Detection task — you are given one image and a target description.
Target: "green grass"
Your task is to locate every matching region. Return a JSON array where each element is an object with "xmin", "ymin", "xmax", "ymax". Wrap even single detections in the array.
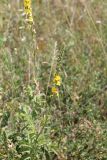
[{"xmin": 0, "ymin": 0, "xmax": 107, "ymax": 159}]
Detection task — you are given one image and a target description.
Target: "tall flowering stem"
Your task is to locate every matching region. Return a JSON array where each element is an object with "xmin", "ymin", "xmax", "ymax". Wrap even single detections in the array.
[
  {"xmin": 23, "ymin": 0, "xmax": 37, "ymax": 83},
  {"xmin": 51, "ymin": 53, "xmax": 63, "ymax": 96}
]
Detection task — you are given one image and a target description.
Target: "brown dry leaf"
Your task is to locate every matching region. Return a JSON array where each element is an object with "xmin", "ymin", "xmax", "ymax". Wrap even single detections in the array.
[{"xmin": 37, "ymin": 37, "xmax": 47, "ymax": 52}]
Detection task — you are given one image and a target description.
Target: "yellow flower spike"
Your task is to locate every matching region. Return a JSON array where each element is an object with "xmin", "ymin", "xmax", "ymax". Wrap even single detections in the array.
[{"xmin": 24, "ymin": 0, "xmax": 34, "ymax": 24}]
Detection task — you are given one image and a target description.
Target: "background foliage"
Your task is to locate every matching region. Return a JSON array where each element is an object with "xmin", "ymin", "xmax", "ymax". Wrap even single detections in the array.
[{"xmin": 0, "ymin": 0, "xmax": 107, "ymax": 159}]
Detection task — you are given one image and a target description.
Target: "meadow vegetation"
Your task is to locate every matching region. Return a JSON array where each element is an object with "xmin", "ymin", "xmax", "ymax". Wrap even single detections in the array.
[{"xmin": 0, "ymin": 0, "xmax": 107, "ymax": 159}]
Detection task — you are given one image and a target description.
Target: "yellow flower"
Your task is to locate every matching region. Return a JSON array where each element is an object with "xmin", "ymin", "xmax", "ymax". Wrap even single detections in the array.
[
  {"xmin": 51, "ymin": 87, "xmax": 59, "ymax": 95},
  {"xmin": 56, "ymin": 81, "xmax": 61, "ymax": 86},
  {"xmin": 53, "ymin": 75, "xmax": 61, "ymax": 82},
  {"xmin": 53, "ymin": 75, "xmax": 61, "ymax": 86},
  {"xmin": 24, "ymin": 0, "xmax": 31, "ymax": 15},
  {"xmin": 24, "ymin": 0, "xmax": 33, "ymax": 24}
]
